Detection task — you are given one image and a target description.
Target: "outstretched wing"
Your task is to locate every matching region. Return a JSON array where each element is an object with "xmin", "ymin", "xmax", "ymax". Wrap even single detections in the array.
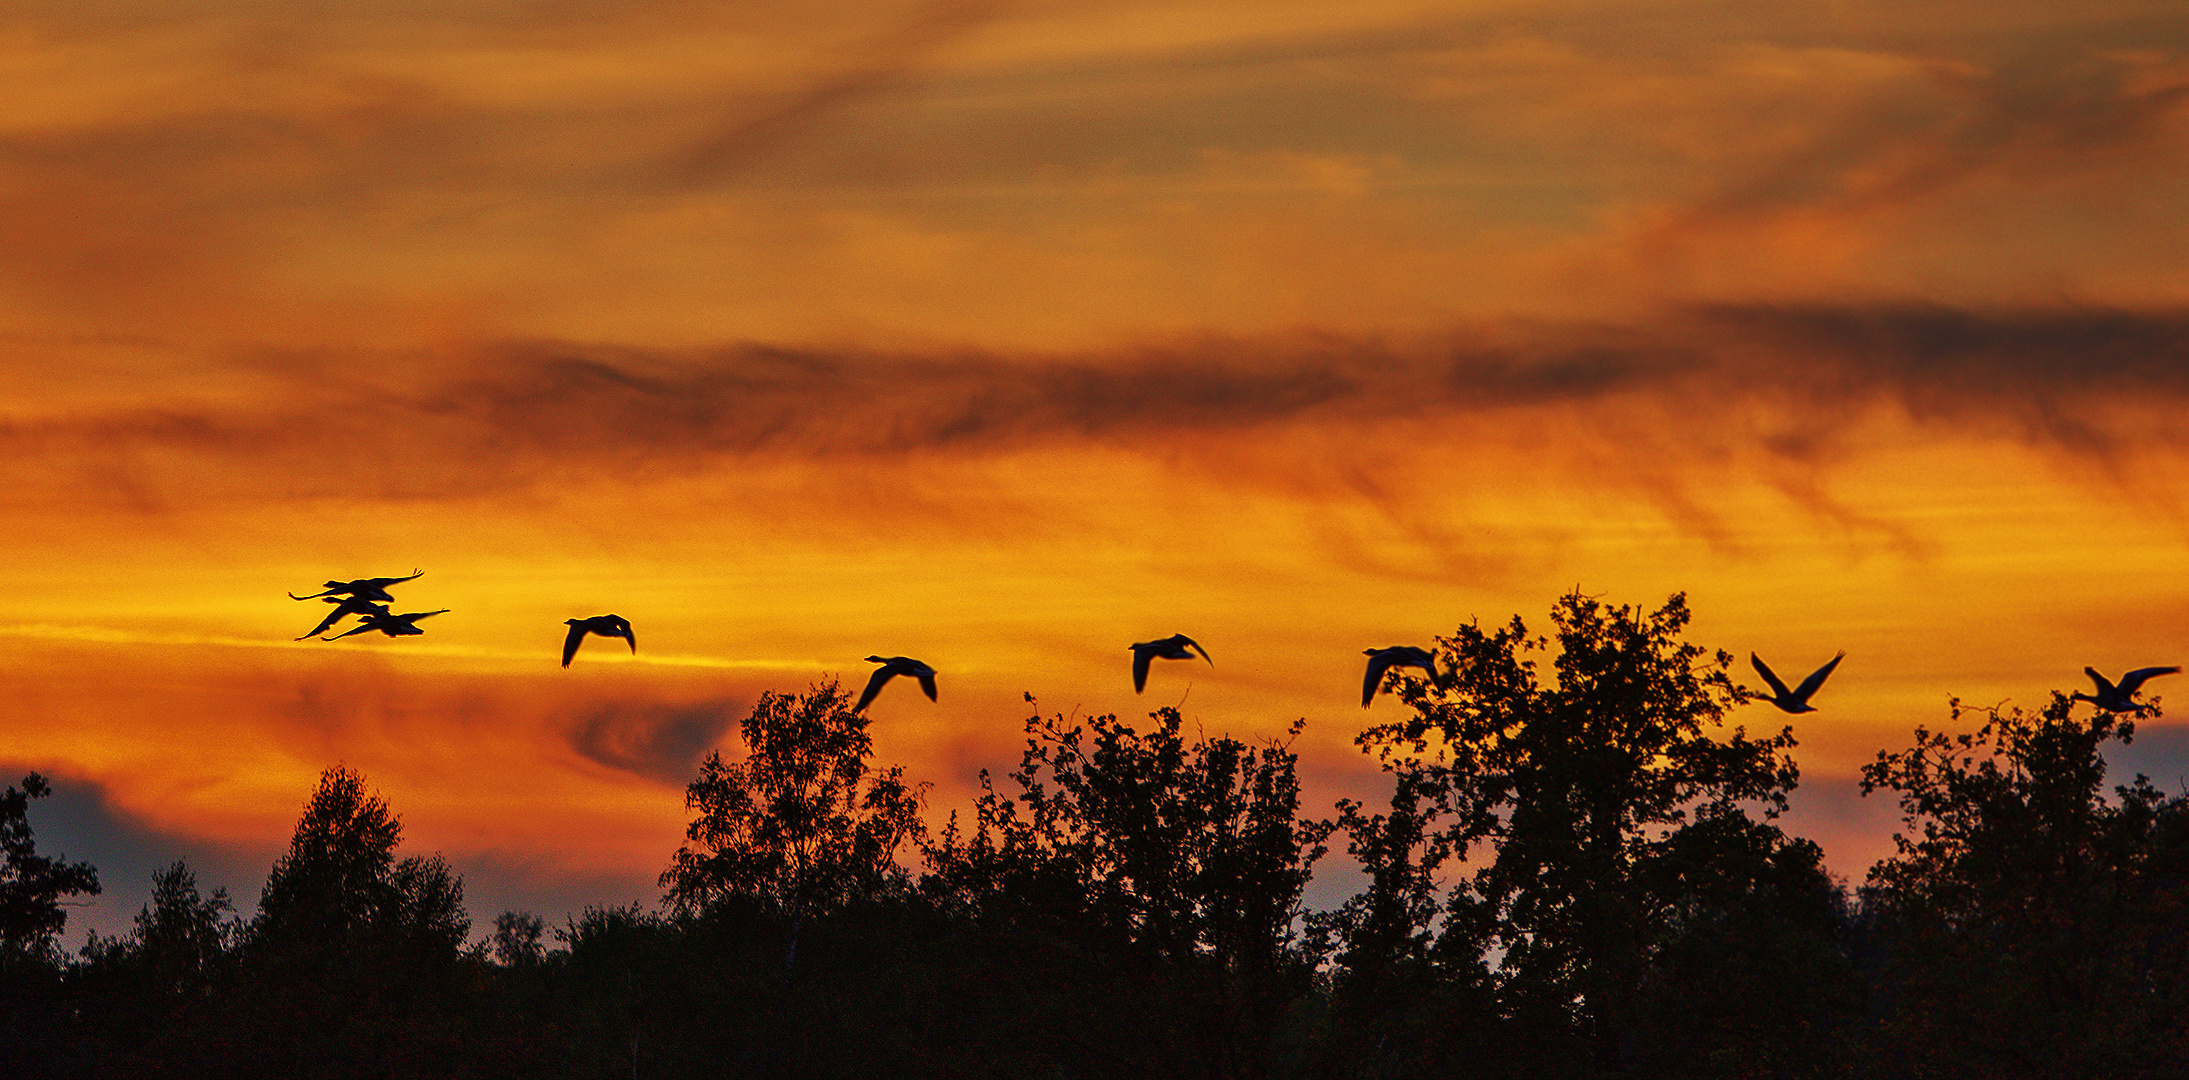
[
  {"xmin": 1363, "ymin": 653, "xmax": 1393, "ymax": 707},
  {"xmin": 385, "ymin": 610, "xmax": 447, "ymax": 636},
  {"xmin": 2118, "ymin": 666, "xmax": 2181, "ymax": 696},
  {"xmin": 1792, "ymin": 652, "xmax": 1846, "ymax": 703},
  {"xmin": 619, "ymin": 620, "xmax": 637, "ymax": 654},
  {"xmin": 364, "ymin": 569, "xmax": 424, "ymax": 589},
  {"xmin": 1751, "ymin": 653, "xmax": 1794, "ymax": 699},
  {"xmin": 855, "ymin": 667, "xmax": 896, "ymax": 712},
  {"xmin": 1132, "ymin": 648, "xmax": 1152, "ymax": 693},
  {"xmin": 562, "ymin": 623, "xmax": 587, "ymax": 667},
  {"xmin": 1185, "ymin": 636, "xmax": 1212, "ymax": 665},
  {"xmin": 917, "ymin": 671, "xmax": 938, "ymax": 702},
  {"xmin": 2085, "ymin": 666, "xmax": 2118, "ymax": 696},
  {"xmin": 385, "ymin": 610, "xmax": 444, "ymax": 635},
  {"xmin": 322, "ymin": 622, "xmax": 378, "ymax": 641},
  {"xmin": 288, "ymin": 582, "xmax": 343, "ymax": 601},
  {"xmin": 296, "ymin": 607, "xmax": 349, "ymax": 640}
]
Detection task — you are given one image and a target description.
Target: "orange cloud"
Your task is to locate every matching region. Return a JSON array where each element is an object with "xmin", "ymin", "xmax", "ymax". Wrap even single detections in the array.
[{"xmin": 5, "ymin": 1, "xmax": 2182, "ymax": 350}]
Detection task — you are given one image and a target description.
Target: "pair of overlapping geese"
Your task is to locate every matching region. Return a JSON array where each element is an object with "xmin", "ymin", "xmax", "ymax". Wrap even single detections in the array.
[
  {"xmin": 287, "ymin": 571, "xmax": 2177, "ymax": 716},
  {"xmin": 287, "ymin": 571, "xmax": 631, "ymax": 669}
]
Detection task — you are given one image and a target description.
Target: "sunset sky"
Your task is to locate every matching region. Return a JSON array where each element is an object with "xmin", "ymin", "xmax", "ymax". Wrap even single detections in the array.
[{"xmin": 7, "ymin": 0, "xmax": 2189, "ymax": 943}]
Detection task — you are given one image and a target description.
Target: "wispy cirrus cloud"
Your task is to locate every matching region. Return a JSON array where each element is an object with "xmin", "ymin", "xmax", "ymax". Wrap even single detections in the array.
[{"xmin": 6, "ymin": 1, "xmax": 2183, "ymax": 350}]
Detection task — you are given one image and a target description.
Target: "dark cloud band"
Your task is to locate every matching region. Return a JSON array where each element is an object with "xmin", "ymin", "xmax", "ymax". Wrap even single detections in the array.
[{"xmin": 4, "ymin": 303, "xmax": 2187, "ymax": 508}]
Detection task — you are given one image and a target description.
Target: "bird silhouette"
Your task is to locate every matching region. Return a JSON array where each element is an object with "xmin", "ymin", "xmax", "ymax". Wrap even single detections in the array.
[
  {"xmin": 1131, "ymin": 634, "xmax": 1211, "ymax": 693},
  {"xmin": 1362, "ymin": 645, "xmax": 1437, "ymax": 707},
  {"xmin": 321, "ymin": 609, "xmax": 449, "ymax": 640},
  {"xmin": 563, "ymin": 615, "xmax": 637, "ymax": 667},
  {"xmin": 856, "ymin": 656, "xmax": 937, "ymax": 712},
  {"xmin": 1751, "ymin": 651, "xmax": 1844, "ymax": 713},
  {"xmin": 296, "ymin": 596, "xmax": 392, "ymax": 641},
  {"xmin": 2072, "ymin": 665, "xmax": 2180, "ymax": 711},
  {"xmin": 289, "ymin": 570, "xmax": 424, "ymax": 603}
]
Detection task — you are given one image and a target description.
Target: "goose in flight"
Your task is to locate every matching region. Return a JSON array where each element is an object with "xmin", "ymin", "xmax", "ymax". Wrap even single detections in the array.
[
  {"xmin": 563, "ymin": 615, "xmax": 637, "ymax": 667},
  {"xmin": 1751, "ymin": 651, "xmax": 1844, "ymax": 713},
  {"xmin": 2072, "ymin": 665, "xmax": 2180, "ymax": 712},
  {"xmin": 289, "ymin": 570, "xmax": 424, "ymax": 603},
  {"xmin": 321, "ymin": 609, "xmax": 449, "ymax": 640},
  {"xmin": 296, "ymin": 596, "xmax": 391, "ymax": 641},
  {"xmin": 855, "ymin": 656, "xmax": 937, "ymax": 713},
  {"xmin": 1131, "ymin": 634, "xmax": 1211, "ymax": 693},
  {"xmin": 1362, "ymin": 646, "xmax": 1437, "ymax": 707}
]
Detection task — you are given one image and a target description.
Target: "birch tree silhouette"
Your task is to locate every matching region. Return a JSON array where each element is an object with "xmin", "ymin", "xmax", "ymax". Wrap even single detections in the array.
[{"xmin": 662, "ymin": 679, "xmax": 926, "ymax": 923}]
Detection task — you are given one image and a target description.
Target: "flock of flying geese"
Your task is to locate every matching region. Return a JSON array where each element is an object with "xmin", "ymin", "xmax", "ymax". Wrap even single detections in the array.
[{"xmin": 288, "ymin": 570, "xmax": 2180, "ymax": 718}]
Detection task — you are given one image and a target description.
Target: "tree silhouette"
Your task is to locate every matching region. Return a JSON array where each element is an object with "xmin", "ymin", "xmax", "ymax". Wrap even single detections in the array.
[
  {"xmin": 134, "ymin": 860, "xmax": 237, "ymax": 998},
  {"xmin": 1312, "ymin": 766, "xmax": 1495, "ymax": 1078},
  {"xmin": 61, "ymin": 860, "xmax": 240, "ymax": 1076},
  {"xmin": 0, "ymin": 774, "xmax": 101, "ymax": 1079},
  {"xmin": 925, "ymin": 701, "xmax": 1332, "ymax": 1079},
  {"xmin": 0, "ymin": 773, "xmax": 100, "ymax": 965},
  {"xmin": 554, "ymin": 903, "xmax": 676, "ymax": 1080},
  {"xmin": 489, "ymin": 910, "xmax": 547, "ymax": 968},
  {"xmin": 1331, "ymin": 592, "xmax": 1850, "ymax": 1076},
  {"xmin": 662, "ymin": 680, "xmax": 926, "ymax": 922},
  {"xmin": 232, "ymin": 766, "xmax": 475, "ymax": 1078},
  {"xmin": 255, "ymin": 765, "xmax": 468, "ymax": 960},
  {"xmin": 1860, "ymin": 694, "xmax": 2189, "ymax": 1078}
]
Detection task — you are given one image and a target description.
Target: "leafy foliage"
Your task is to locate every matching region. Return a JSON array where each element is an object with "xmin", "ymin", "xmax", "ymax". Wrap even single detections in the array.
[
  {"xmin": 253, "ymin": 765, "xmax": 469, "ymax": 963},
  {"xmin": 132, "ymin": 860, "xmax": 238, "ymax": 996},
  {"xmin": 0, "ymin": 774, "xmax": 102, "ymax": 1079},
  {"xmin": 929, "ymin": 702, "xmax": 1331, "ymax": 957},
  {"xmin": 925, "ymin": 701, "xmax": 1333, "ymax": 1079},
  {"xmin": 662, "ymin": 680, "xmax": 927, "ymax": 920},
  {"xmin": 489, "ymin": 909, "xmax": 547, "ymax": 967},
  {"xmin": 1860, "ymin": 694, "xmax": 2189, "ymax": 1077},
  {"xmin": 219, "ymin": 767, "xmax": 479, "ymax": 1078},
  {"xmin": 0, "ymin": 773, "xmax": 101, "ymax": 964},
  {"xmin": 1324, "ymin": 592, "xmax": 1854, "ymax": 1076}
]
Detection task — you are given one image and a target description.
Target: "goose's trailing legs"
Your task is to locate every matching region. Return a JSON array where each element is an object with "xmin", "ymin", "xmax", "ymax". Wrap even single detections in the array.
[
  {"xmin": 1362, "ymin": 645, "xmax": 1437, "ymax": 707},
  {"xmin": 2072, "ymin": 665, "xmax": 2180, "ymax": 711},
  {"xmin": 856, "ymin": 656, "xmax": 937, "ymax": 712},
  {"xmin": 563, "ymin": 615, "xmax": 637, "ymax": 667},
  {"xmin": 1751, "ymin": 651, "xmax": 1844, "ymax": 713},
  {"xmin": 1130, "ymin": 634, "xmax": 1211, "ymax": 693}
]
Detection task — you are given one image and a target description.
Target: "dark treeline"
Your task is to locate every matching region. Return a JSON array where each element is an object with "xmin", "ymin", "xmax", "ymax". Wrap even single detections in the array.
[{"xmin": 7, "ymin": 592, "xmax": 2189, "ymax": 1078}]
